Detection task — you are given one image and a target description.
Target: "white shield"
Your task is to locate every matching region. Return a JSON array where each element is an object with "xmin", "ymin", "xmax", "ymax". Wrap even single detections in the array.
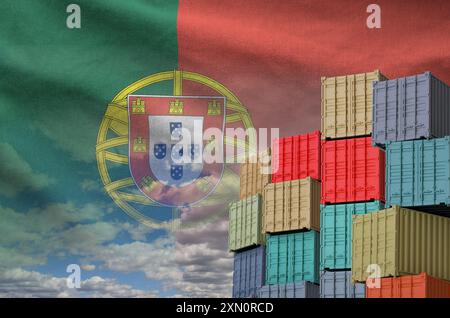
[{"xmin": 149, "ymin": 116, "xmax": 204, "ymax": 187}]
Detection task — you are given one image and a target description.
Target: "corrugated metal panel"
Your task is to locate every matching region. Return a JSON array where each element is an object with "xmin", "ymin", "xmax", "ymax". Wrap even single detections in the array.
[
  {"xmin": 258, "ymin": 282, "xmax": 319, "ymax": 298},
  {"xmin": 239, "ymin": 150, "xmax": 272, "ymax": 200},
  {"xmin": 320, "ymin": 270, "xmax": 365, "ymax": 298},
  {"xmin": 373, "ymin": 71, "xmax": 450, "ymax": 147},
  {"xmin": 263, "ymin": 177, "xmax": 321, "ymax": 234},
  {"xmin": 232, "ymin": 246, "xmax": 265, "ymax": 298},
  {"xmin": 229, "ymin": 194, "xmax": 264, "ymax": 252},
  {"xmin": 352, "ymin": 206, "xmax": 450, "ymax": 282},
  {"xmin": 321, "ymin": 70, "xmax": 387, "ymax": 139},
  {"xmin": 366, "ymin": 272, "xmax": 450, "ymax": 298},
  {"xmin": 386, "ymin": 137, "xmax": 450, "ymax": 209},
  {"xmin": 430, "ymin": 72, "xmax": 450, "ymax": 138},
  {"xmin": 321, "ymin": 137, "xmax": 385, "ymax": 204},
  {"xmin": 266, "ymin": 231, "xmax": 320, "ymax": 285},
  {"xmin": 320, "ymin": 201, "xmax": 384, "ymax": 270},
  {"xmin": 272, "ymin": 131, "xmax": 321, "ymax": 183}
]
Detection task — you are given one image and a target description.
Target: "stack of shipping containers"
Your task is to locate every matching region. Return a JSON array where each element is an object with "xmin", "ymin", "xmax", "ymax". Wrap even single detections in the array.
[
  {"xmin": 319, "ymin": 70, "xmax": 387, "ymax": 298},
  {"xmin": 230, "ymin": 153, "xmax": 271, "ymax": 298},
  {"xmin": 353, "ymin": 71, "xmax": 450, "ymax": 298},
  {"xmin": 259, "ymin": 131, "xmax": 322, "ymax": 298},
  {"xmin": 231, "ymin": 70, "xmax": 450, "ymax": 298}
]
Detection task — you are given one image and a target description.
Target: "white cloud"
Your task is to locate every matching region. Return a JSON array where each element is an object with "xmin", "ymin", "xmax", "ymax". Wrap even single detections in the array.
[
  {"xmin": 0, "ymin": 142, "xmax": 55, "ymax": 197},
  {"xmin": 87, "ymin": 238, "xmax": 181, "ymax": 282},
  {"xmin": 0, "ymin": 268, "xmax": 157, "ymax": 298},
  {"xmin": 57, "ymin": 222, "xmax": 122, "ymax": 255},
  {"xmin": 0, "ymin": 202, "xmax": 118, "ymax": 268},
  {"xmin": 85, "ymin": 218, "xmax": 234, "ymax": 298},
  {"xmin": 0, "ymin": 193, "xmax": 235, "ymax": 297},
  {"xmin": 121, "ymin": 222, "xmax": 155, "ymax": 241},
  {"xmin": 81, "ymin": 264, "xmax": 96, "ymax": 271}
]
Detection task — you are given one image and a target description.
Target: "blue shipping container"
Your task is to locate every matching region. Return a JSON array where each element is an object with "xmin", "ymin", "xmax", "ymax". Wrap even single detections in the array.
[
  {"xmin": 266, "ymin": 231, "xmax": 320, "ymax": 285},
  {"xmin": 258, "ymin": 282, "xmax": 319, "ymax": 298},
  {"xmin": 320, "ymin": 270, "xmax": 365, "ymax": 298},
  {"xmin": 386, "ymin": 137, "xmax": 450, "ymax": 210},
  {"xmin": 232, "ymin": 246, "xmax": 265, "ymax": 298},
  {"xmin": 320, "ymin": 201, "xmax": 384, "ymax": 270},
  {"xmin": 373, "ymin": 71, "xmax": 450, "ymax": 147}
]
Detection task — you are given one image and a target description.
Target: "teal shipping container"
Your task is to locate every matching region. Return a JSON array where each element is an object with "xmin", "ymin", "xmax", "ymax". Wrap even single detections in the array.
[
  {"xmin": 386, "ymin": 137, "xmax": 450, "ymax": 212},
  {"xmin": 320, "ymin": 201, "xmax": 384, "ymax": 270},
  {"xmin": 266, "ymin": 231, "xmax": 320, "ymax": 285}
]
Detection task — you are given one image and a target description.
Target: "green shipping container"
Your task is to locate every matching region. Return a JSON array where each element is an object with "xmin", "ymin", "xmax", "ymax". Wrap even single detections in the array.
[
  {"xmin": 229, "ymin": 194, "xmax": 264, "ymax": 251},
  {"xmin": 266, "ymin": 231, "xmax": 320, "ymax": 285},
  {"xmin": 320, "ymin": 201, "xmax": 384, "ymax": 270},
  {"xmin": 352, "ymin": 206, "xmax": 450, "ymax": 282}
]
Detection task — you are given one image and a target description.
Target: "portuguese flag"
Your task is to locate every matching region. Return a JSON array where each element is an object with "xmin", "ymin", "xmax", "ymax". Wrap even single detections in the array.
[
  {"xmin": 1, "ymin": 0, "xmax": 449, "ymax": 298},
  {"xmin": 1, "ymin": 0, "xmax": 450, "ymax": 222}
]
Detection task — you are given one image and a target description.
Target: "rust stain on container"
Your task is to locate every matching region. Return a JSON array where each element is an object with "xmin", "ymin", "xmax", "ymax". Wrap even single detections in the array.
[
  {"xmin": 352, "ymin": 206, "xmax": 450, "ymax": 282},
  {"xmin": 263, "ymin": 177, "xmax": 321, "ymax": 233},
  {"xmin": 321, "ymin": 70, "xmax": 387, "ymax": 139}
]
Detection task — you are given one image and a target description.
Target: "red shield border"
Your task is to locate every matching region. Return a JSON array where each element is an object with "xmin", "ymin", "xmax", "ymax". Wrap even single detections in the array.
[{"xmin": 128, "ymin": 95, "xmax": 225, "ymax": 207}]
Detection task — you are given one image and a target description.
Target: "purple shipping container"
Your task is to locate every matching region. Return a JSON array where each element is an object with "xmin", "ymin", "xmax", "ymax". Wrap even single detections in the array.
[
  {"xmin": 232, "ymin": 246, "xmax": 265, "ymax": 298},
  {"xmin": 320, "ymin": 270, "xmax": 365, "ymax": 298},
  {"xmin": 372, "ymin": 71, "xmax": 450, "ymax": 147},
  {"xmin": 258, "ymin": 282, "xmax": 319, "ymax": 298}
]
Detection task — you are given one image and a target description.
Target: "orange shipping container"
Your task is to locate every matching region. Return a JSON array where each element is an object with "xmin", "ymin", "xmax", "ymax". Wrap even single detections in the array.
[
  {"xmin": 263, "ymin": 177, "xmax": 321, "ymax": 234},
  {"xmin": 366, "ymin": 273, "xmax": 450, "ymax": 298},
  {"xmin": 240, "ymin": 150, "xmax": 271, "ymax": 200}
]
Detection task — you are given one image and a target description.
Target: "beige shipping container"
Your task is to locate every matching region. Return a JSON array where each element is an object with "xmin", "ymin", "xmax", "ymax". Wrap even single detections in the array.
[
  {"xmin": 321, "ymin": 70, "xmax": 388, "ymax": 139},
  {"xmin": 263, "ymin": 177, "xmax": 320, "ymax": 234},
  {"xmin": 239, "ymin": 150, "xmax": 271, "ymax": 200},
  {"xmin": 352, "ymin": 206, "xmax": 450, "ymax": 283}
]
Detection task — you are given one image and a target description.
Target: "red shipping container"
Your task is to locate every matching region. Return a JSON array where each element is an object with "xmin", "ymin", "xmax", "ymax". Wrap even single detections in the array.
[
  {"xmin": 272, "ymin": 131, "xmax": 321, "ymax": 183},
  {"xmin": 321, "ymin": 137, "xmax": 385, "ymax": 204},
  {"xmin": 366, "ymin": 273, "xmax": 450, "ymax": 298}
]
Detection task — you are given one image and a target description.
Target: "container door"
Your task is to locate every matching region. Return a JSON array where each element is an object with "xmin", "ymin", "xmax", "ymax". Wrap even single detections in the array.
[
  {"xmin": 320, "ymin": 206, "xmax": 333, "ymax": 270},
  {"xmin": 347, "ymin": 75, "xmax": 355, "ymax": 137},
  {"xmin": 425, "ymin": 138, "xmax": 449, "ymax": 205},
  {"xmin": 354, "ymin": 72, "xmax": 371, "ymax": 137},
  {"xmin": 336, "ymin": 76, "xmax": 348, "ymax": 138},
  {"xmin": 321, "ymin": 141, "xmax": 336, "ymax": 203},
  {"xmin": 415, "ymin": 141, "xmax": 424, "ymax": 206},
  {"xmin": 344, "ymin": 204, "xmax": 354, "ymax": 269},
  {"xmin": 276, "ymin": 182, "xmax": 286, "ymax": 232},
  {"xmin": 292, "ymin": 233, "xmax": 302, "ymax": 283},
  {"xmin": 401, "ymin": 142, "xmax": 415, "ymax": 206},
  {"xmin": 248, "ymin": 251, "xmax": 256, "ymax": 296},
  {"xmin": 241, "ymin": 253, "xmax": 248, "ymax": 297},
  {"xmin": 290, "ymin": 180, "xmax": 300, "ymax": 231},
  {"xmin": 264, "ymin": 184, "xmax": 275, "ymax": 233},
  {"xmin": 321, "ymin": 77, "xmax": 336, "ymax": 139},
  {"xmin": 284, "ymin": 181, "xmax": 293, "ymax": 231},
  {"xmin": 293, "ymin": 135, "xmax": 301, "ymax": 180},
  {"xmin": 338, "ymin": 140, "xmax": 348, "ymax": 202},
  {"xmin": 386, "ymin": 80, "xmax": 399, "ymax": 142},
  {"xmin": 266, "ymin": 236, "xmax": 277, "ymax": 284},
  {"xmin": 404, "ymin": 74, "xmax": 424, "ymax": 140},
  {"xmin": 398, "ymin": 77, "xmax": 407, "ymax": 141},
  {"xmin": 413, "ymin": 73, "xmax": 431, "ymax": 139},
  {"xmin": 283, "ymin": 137, "xmax": 293, "ymax": 181},
  {"xmin": 282, "ymin": 235, "xmax": 291, "ymax": 284},
  {"xmin": 272, "ymin": 138, "xmax": 281, "ymax": 182},
  {"xmin": 373, "ymin": 81, "xmax": 389, "ymax": 145}
]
